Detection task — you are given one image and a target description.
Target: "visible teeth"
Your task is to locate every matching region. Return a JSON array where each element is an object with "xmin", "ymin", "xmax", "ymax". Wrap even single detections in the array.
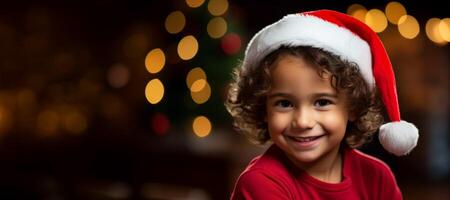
[{"xmin": 291, "ymin": 136, "xmax": 321, "ymax": 142}]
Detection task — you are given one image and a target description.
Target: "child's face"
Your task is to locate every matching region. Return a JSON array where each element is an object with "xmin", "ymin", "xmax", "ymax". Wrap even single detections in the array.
[{"xmin": 266, "ymin": 54, "xmax": 350, "ymax": 167}]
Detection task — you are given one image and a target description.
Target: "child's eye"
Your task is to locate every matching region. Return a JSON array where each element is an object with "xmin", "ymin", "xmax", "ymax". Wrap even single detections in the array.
[
  {"xmin": 314, "ymin": 99, "xmax": 332, "ymax": 108},
  {"xmin": 275, "ymin": 100, "xmax": 293, "ymax": 108}
]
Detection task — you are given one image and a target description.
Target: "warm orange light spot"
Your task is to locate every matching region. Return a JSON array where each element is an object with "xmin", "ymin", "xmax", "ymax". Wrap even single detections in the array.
[
  {"xmin": 145, "ymin": 79, "xmax": 165, "ymax": 104},
  {"xmin": 177, "ymin": 35, "xmax": 199, "ymax": 60},
  {"xmin": 192, "ymin": 116, "xmax": 211, "ymax": 137},
  {"xmin": 145, "ymin": 48, "xmax": 165, "ymax": 74}
]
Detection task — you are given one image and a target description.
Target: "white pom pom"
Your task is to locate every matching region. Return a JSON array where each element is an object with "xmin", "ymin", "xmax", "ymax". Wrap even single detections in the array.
[{"xmin": 379, "ymin": 121, "xmax": 419, "ymax": 156}]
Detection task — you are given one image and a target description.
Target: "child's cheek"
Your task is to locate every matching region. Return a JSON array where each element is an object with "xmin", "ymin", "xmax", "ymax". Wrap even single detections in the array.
[
  {"xmin": 321, "ymin": 111, "xmax": 348, "ymax": 135},
  {"xmin": 268, "ymin": 112, "xmax": 292, "ymax": 133}
]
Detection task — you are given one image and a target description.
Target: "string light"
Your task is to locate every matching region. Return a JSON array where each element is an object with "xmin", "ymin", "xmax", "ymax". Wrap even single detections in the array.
[
  {"xmin": 207, "ymin": 17, "xmax": 227, "ymax": 39},
  {"xmin": 385, "ymin": 2, "xmax": 407, "ymax": 24},
  {"xmin": 208, "ymin": 0, "xmax": 229, "ymax": 16},
  {"xmin": 439, "ymin": 18, "xmax": 450, "ymax": 42},
  {"xmin": 190, "ymin": 79, "xmax": 207, "ymax": 92},
  {"xmin": 186, "ymin": 0, "xmax": 205, "ymax": 8},
  {"xmin": 365, "ymin": 9, "xmax": 388, "ymax": 33},
  {"xmin": 347, "ymin": 4, "xmax": 365, "ymax": 15},
  {"xmin": 145, "ymin": 48, "xmax": 166, "ymax": 74},
  {"xmin": 190, "ymin": 81, "xmax": 211, "ymax": 104},
  {"xmin": 347, "ymin": 2, "xmax": 449, "ymax": 46},
  {"xmin": 165, "ymin": 11, "xmax": 186, "ymax": 34},
  {"xmin": 145, "ymin": 79, "xmax": 165, "ymax": 104},
  {"xmin": 347, "ymin": 4, "xmax": 367, "ymax": 23},
  {"xmin": 186, "ymin": 67, "xmax": 207, "ymax": 89},
  {"xmin": 177, "ymin": 35, "xmax": 199, "ymax": 60},
  {"xmin": 192, "ymin": 116, "xmax": 211, "ymax": 137},
  {"xmin": 426, "ymin": 18, "xmax": 447, "ymax": 45},
  {"xmin": 398, "ymin": 15, "xmax": 420, "ymax": 39}
]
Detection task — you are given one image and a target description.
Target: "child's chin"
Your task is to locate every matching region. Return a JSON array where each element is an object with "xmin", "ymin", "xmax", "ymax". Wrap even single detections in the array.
[{"xmin": 290, "ymin": 151, "xmax": 321, "ymax": 163}]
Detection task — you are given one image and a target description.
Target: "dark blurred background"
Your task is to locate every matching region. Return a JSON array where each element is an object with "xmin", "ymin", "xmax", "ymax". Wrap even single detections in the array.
[{"xmin": 0, "ymin": 0, "xmax": 448, "ymax": 199}]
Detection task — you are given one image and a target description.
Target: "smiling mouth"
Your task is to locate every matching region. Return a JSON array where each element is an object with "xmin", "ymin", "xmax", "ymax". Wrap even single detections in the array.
[{"xmin": 287, "ymin": 135, "xmax": 324, "ymax": 142}]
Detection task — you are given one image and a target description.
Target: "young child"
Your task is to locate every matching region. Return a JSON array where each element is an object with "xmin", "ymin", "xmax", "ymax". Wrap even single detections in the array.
[{"xmin": 225, "ymin": 10, "xmax": 419, "ymax": 199}]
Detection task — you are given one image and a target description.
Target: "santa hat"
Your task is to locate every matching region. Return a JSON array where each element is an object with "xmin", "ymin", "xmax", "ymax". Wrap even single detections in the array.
[{"xmin": 243, "ymin": 10, "xmax": 419, "ymax": 156}]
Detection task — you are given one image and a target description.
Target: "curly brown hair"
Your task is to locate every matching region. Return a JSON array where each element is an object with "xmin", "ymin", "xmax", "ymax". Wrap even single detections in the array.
[{"xmin": 225, "ymin": 46, "xmax": 384, "ymax": 148}]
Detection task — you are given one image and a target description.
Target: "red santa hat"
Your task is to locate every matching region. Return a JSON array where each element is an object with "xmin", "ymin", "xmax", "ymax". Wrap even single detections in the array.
[{"xmin": 243, "ymin": 10, "xmax": 419, "ymax": 156}]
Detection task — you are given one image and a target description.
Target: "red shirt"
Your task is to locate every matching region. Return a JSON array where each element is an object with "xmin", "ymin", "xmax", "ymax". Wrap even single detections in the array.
[{"xmin": 231, "ymin": 145, "xmax": 402, "ymax": 200}]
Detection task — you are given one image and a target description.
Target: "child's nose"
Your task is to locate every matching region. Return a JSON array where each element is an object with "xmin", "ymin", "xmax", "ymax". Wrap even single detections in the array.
[{"xmin": 291, "ymin": 108, "xmax": 315, "ymax": 130}]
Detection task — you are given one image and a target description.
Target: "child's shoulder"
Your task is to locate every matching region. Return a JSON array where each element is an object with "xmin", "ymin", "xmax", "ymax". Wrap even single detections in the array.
[
  {"xmin": 346, "ymin": 148, "xmax": 397, "ymax": 179},
  {"xmin": 242, "ymin": 145, "xmax": 290, "ymax": 175},
  {"xmin": 231, "ymin": 145, "xmax": 296, "ymax": 199},
  {"xmin": 345, "ymin": 148, "xmax": 402, "ymax": 198},
  {"xmin": 348, "ymin": 149, "xmax": 392, "ymax": 169},
  {"xmin": 236, "ymin": 145, "xmax": 297, "ymax": 185}
]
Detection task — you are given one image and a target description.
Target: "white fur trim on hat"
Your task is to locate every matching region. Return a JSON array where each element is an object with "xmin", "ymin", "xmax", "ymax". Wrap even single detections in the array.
[{"xmin": 243, "ymin": 13, "xmax": 375, "ymax": 86}]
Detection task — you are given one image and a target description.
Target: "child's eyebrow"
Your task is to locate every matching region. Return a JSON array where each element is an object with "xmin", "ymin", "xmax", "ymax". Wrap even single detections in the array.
[
  {"xmin": 267, "ymin": 92, "xmax": 293, "ymax": 99},
  {"xmin": 312, "ymin": 93, "xmax": 338, "ymax": 99},
  {"xmin": 267, "ymin": 92, "xmax": 338, "ymax": 99}
]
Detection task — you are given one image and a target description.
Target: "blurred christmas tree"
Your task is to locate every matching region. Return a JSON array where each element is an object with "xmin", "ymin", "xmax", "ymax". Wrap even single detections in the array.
[{"xmin": 145, "ymin": 0, "xmax": 246, "ymax": 141}]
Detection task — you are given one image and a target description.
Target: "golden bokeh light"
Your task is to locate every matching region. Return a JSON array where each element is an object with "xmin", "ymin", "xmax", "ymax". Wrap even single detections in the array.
[
  {"xmin": 145, "ymin": 79, "xmax": 165, "ymax": 104},
  {"xmin": 177, "ymin": 35, "xmax": 199, "ymax": 60},
  {"xmin": 385, "ymin": 1, "xmax": 407, "ymax": 24},
  {"xmin": 186, "ymin": 0, "xmax": 205, "ymax": 8},
  {"xmin": 63, "ymin": 109, "xmax": 88, "ymax": 134},
  {"xmin": 192, "ymin": 116, "xmax": 211, "ymax": 137},
  {"xmin": 186, "ymin": 67, "xmax": 207, "ymax": 89},
  {"xmin": 350, "ymin": 8, "xmax": 367, "ymax": 23},
  {"xmin": 365, "ymin": 9, "xmax": 388, "ymax": 33},
  {"xmin": 207, "ymin": 17, "xmax": 227, "ymax": 39},
  {"xmin": 439, "ymin": 18, "xmax": 450, "ymax": 42},
  {"xmin": 190, "ymin": 79, "xmax": 207, "ymax": 92},
  {"xmin": 165, "ymin": 11, "xmax": 186, "ymax": 34},
  {"xmin": 145, "ymin": 48, "xmax": 165, "ymax": 74},
  {"xmin": 347, "ymin": 4, "xmax": 365, "ymax": 16},
  {"xmin": 191, "ymin": 81, "xmax": 211, "ymax": 104},
  {"xmin": 426, "ymin": 18, "xmax": 447, "ymax": 45},
  {"xmin": 208, "ymin": 0, "xmax": 229, "ymax": 16},
  {"xmin": 107, "ymin": 64, "xmax": 130, "ymax": 88},
  {"xmin": 398, "ymin": 15, "xmax": 420, "ymax": 39}
]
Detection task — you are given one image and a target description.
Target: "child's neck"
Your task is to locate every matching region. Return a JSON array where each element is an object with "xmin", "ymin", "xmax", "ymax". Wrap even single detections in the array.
[{"xmin": 290, "ymin": 148, "xmax": 343, "ymax": 183}]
